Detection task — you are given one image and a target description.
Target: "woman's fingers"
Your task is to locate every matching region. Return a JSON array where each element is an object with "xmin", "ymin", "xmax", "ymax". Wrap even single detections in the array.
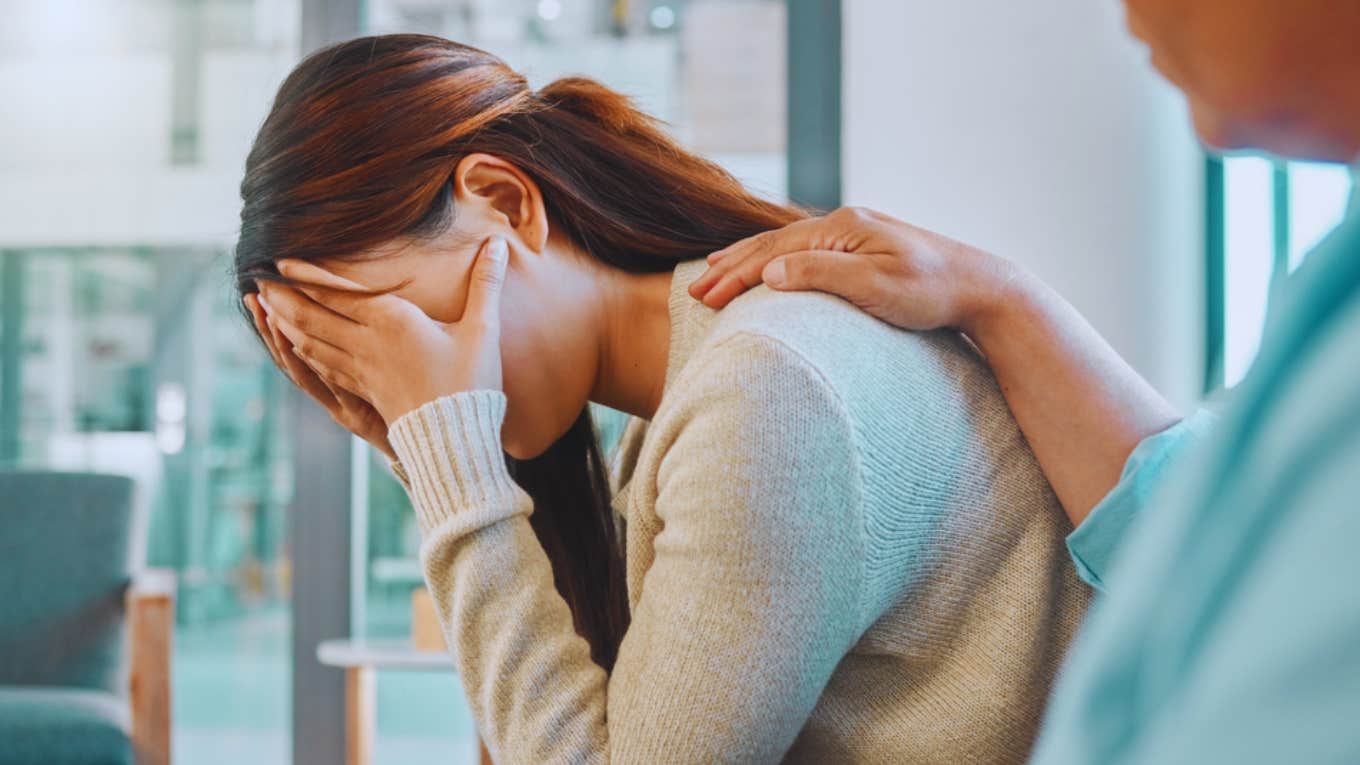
[
  {"xmin": 254, "ymin": 285, "xmax": 383, "ymax": 442},
  {"xmin": 276, "ymin": 260, "xmax": 396, "ymax": 322},
  {"xmin": 462, "ymin": 237, "xmax": 509, "ymax": 328},
  {"xmin": 269, "ymin": 311, "xmax": 363, "ymax": 391},
  {"xmin": 303, "ymin": 354, "xmax": 366, "ymax": 402},
  {"xmin": 258, "ymin": 284, "xmax": 363, "ymax": 350},
  {"xmin": 327, "ymin": 381, "xmax": 373, "ymax": 415},
  {"xmin": 321, "ymin": 380, "xmax": 397, "ymax": 460},
  {"xmin": 264, "ymin": 310, "xmax": 303, "ymax": 387},
  {"xmin": 265, "ymin": 312, "xmax": 341, "ymax": 409},
  {"xmin": 245, "ymin": 294, "xmax": 288, "ymax": 370},
  {"xmin": 277, "ymin": 259, "xmax": 366, "ymax": 290},
  {"xmin": 264, "ymin": 239, "xmax": 511, "ymax": 423}
]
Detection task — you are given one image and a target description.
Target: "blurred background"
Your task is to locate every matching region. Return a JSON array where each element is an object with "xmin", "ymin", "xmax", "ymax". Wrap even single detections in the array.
[{"xmin": 0, "ymin": 1, "xmax": 1352, "ymax": 764}]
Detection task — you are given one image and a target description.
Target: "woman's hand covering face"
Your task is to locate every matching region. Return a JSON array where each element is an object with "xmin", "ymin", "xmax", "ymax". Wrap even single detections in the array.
[
  {"xmin": 252, "ymin": 237, "xmax": 510, "ymax": 430},
  {"xmin": 244, "ymin": 290, "xmax": 397, "ymax": 460},
  {"xmin": 688, "ymin": 206, "xmax": 1016, "ymax": 337}
]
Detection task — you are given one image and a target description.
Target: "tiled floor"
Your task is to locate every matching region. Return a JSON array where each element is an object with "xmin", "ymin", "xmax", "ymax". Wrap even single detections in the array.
[{"xmin": 172, "ymin": 606, "xmax": 479, "ymax": 764}]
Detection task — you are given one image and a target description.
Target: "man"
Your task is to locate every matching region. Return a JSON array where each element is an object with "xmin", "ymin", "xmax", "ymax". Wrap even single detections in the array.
[{"xmin": 692, "ymin": 1, "xmax": 1360, "ymax": 761}]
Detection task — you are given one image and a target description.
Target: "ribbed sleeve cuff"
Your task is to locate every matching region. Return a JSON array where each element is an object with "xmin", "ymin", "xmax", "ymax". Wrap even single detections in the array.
[
  {"xmin": 388, "ymin": 390, "xmax": 531, "ymax": 537},
  {"xmin": 387, "ymin": 459, "xmax": 411, "ymax": 489}
]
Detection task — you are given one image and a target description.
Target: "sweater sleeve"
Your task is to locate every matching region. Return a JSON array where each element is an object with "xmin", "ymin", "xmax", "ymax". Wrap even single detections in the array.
[
  {"xmin": 387, "ymin": 334, "xmax": 867, "ymax": 763},
  {"xmin": 1066, "ymin": 409, "xmax": 1217, "ymax": 592}
]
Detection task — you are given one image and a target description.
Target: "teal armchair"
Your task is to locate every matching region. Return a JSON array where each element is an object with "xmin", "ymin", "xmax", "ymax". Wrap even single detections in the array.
[{"xmin": 0, "ymin": 471, "xmax": 174, "ymax": 765}]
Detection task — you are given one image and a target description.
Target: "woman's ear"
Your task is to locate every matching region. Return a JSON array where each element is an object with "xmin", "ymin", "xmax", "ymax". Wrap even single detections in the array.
[{"xmin": 452, "ymin": 153, "xmax": 550, "ymax": 253}]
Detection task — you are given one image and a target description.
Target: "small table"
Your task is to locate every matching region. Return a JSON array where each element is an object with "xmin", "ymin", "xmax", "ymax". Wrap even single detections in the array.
[{"xmin": 317, "ymin": 639, "xmax": 490, "ymax": 765}]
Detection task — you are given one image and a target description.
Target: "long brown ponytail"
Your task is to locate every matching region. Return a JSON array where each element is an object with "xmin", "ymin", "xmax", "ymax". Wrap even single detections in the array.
[{"xmin": 235, "ymin": 34, "xmax": 806, "ymax": 671}]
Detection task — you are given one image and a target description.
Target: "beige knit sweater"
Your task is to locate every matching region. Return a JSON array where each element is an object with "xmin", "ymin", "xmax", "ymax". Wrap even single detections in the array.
[{"xmin": 388, "ymin": 260, "xmax": 1090, "ymax": 764}]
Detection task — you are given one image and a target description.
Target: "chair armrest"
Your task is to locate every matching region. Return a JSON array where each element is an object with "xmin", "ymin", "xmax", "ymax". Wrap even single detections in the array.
[{"xmin": 127, "ymin": 569, "xmax": 176, "ymax": 765}]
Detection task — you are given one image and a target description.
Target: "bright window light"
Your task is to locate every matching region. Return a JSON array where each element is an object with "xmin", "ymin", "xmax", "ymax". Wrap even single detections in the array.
[
  {"xmin": 1288, "ymin": 162, "xmax": 1353, "ymax": 271},
  {"xmin": 1223, "ymin": 157, "xmax": 1275, "ymax": 388},
  {"xmin": 537, "ymin": 0, "xmax": 562, "ymax": 22},
  {"xmin": 1216, "ymin": 158, "xmax": 1353, "ymax": 389},
  {"xmin": 650, "ymin": 6, "xmax": 677, "ymax": 30}
]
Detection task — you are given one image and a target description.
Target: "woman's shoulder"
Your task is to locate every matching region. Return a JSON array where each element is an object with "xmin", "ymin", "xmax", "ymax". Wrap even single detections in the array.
[
  {"xmin": 666, "ymin": 284, "xmax": 1040, "ymax": 521},
  {"xmin": 652, "ymin": 282, "xmax": 1020, "ymax": 510},
  {"xmin": 675, "ymin": 285, "xmax": 1000, "ymax": 436},
  {"xmin": 713, "ymin": 284, "xmax": 958, "ymax": 358},
  {"xmin": 641, "ymin": 292, "xmax": 869, "ymax": 513},
  {"xmin": 659, "ymin": 308, "xmax": 858, "ymax": 435}
]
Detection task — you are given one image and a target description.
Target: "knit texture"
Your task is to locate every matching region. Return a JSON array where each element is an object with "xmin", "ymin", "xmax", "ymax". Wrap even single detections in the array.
[{"xmin": 388, "ymin": 260, "xmax": 1090, "ymax": 764}]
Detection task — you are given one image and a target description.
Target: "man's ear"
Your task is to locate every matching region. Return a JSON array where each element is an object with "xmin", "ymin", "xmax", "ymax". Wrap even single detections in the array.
[{"xmin": 451, "ymin": 153, "xmax": 550, "ymax": 253}]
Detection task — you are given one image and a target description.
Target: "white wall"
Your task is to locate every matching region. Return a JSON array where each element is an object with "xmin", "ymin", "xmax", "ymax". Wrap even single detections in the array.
[{"xmin": 843, "ymin": 0, "xmax": 1204, "ymax": 408}]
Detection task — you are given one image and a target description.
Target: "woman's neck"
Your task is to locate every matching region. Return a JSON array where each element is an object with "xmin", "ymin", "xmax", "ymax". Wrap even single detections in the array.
[{"xmin": 590, "ymin": 267, "xmax": 675, "ymax": 420}]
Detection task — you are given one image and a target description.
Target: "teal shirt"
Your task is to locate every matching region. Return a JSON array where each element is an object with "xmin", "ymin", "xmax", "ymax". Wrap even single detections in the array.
[{"xmin": 1031, "ymin": 194, "xmax": 1360, "ymax": 763}]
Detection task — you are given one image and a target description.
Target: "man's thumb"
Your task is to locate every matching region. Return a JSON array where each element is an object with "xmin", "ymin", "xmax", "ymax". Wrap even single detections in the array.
[{"xmin": 763, "ymin": 250, "xmax": 857, "ymax": 294}]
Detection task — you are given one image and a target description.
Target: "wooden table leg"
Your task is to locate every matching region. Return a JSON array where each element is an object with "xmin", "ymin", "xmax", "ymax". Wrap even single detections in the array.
[{"xmin": 345, "ymin": 667, "xmax": 375, "ymax": 765}]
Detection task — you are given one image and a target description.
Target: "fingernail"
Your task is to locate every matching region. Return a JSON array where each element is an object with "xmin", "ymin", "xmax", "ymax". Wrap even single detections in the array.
[
  {"xmin": 490, "ymin": 238, "xmax": 508, "ymax": 261},
  {"xmin": 257, "ymin": 293, "xmax": 273, "ymax": 313},
  {"xmin": 764, "ymin": 260, "xmax": 786, "ymax": 287}
]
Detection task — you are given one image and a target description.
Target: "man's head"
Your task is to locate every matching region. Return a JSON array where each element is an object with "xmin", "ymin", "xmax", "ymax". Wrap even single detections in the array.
[{"xmin": 1125, "ymin": 0, "xmax": 1360, "ymax": 161}]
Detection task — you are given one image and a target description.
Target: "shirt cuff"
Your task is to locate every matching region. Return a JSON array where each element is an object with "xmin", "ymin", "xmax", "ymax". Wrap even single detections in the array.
[
  {"xmin": 1067, "ymin": 409, "xmax": 1216, "ymax": 592},
  {"xmin": 388, "ymin": 390, "xmax": 531, "ymax": 537}
]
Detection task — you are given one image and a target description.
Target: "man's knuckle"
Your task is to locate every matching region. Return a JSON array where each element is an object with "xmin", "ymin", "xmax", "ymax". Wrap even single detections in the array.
[
  {"xmin": 854, "ymin": 206, "xmax": 882, "ymax": 225},
  {"xmin": 832, "ymin": 206, "xmax": 863, "ymax": 223}
]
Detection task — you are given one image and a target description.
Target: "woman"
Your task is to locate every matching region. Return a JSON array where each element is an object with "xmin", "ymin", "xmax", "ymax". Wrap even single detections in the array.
[
  {"xmin": 236, "ymin": 35, "xmax": 1089, "ymax": 762},
  {"xmin": 696, "ymin": 1, "xmax": 1360, "ymax": 762}
]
